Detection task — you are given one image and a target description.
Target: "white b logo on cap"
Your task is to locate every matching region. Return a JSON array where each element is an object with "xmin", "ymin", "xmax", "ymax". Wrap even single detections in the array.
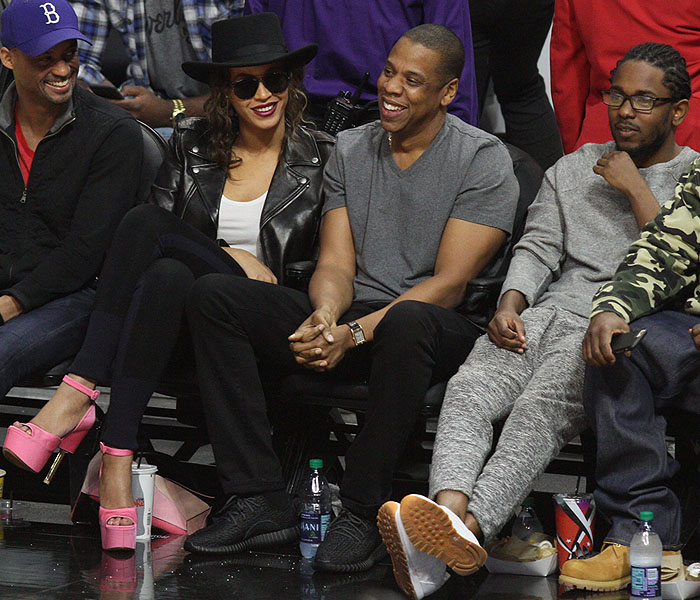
[{"xmin": 40, "ymin": 2, "xmax": 60, "ymax": 25}]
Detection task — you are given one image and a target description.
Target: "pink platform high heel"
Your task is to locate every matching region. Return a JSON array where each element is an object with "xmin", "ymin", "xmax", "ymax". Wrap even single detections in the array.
[
  {"xmin": 99, "ymin": 442, "xmax": 137, "ymax": 552},
  {"xmin": 2, "ymin": 375, "xmax": 99, "ymax": 484}
]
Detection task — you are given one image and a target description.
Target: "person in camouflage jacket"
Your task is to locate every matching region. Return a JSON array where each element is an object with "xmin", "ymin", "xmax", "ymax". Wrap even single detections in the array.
[
  {"xmin": 590, "ymin": 156, "xmax": 700, "ymax": 326},
  {"xmin": 576, "ymin": 154, "xmax": 700, "ymax": 590}
]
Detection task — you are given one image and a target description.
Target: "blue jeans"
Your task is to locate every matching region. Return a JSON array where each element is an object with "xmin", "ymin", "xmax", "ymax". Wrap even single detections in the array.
[
  {"xmin": 0, "ymin": 287, "xmax": 95, "ymax": 397},
  {"xmin": 583, "ymin": 310, "xmax": 700, "ymax": 550}
]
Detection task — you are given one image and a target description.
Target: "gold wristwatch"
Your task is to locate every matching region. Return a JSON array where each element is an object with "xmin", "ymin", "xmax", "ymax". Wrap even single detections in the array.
[
  {"xmin": 170, "ymin": 99, "xmax": 186, "ymax": 123},
  {"xmin": 347, "ymin": 321, "xmax": 366, "ymax": 346}
]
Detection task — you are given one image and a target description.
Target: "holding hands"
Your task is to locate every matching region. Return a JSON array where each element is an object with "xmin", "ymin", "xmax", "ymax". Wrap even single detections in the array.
[{"xmin": 288, "ymin": 308, "xmax": 353, "ymax": 372}]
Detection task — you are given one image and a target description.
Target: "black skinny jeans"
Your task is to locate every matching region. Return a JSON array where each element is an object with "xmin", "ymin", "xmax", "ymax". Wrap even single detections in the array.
[
  {"xmin": 470, "ymin": 0, "xmax": 564, "ymax": 170},
  {"xmin": 69, "ymin": 204, "xmax": 245, "ymax": 450},
  {"xmin": 186, "ymin": 274, "xmax": 481, "ymax": 518}
]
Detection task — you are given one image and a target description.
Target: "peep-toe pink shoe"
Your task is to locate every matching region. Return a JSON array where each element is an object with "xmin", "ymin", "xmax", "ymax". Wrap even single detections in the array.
[
  {"xmin": 2, "ymin": 375, "xmax": 99, "ymax": 484},
  {"xmin": 99, "ymin": 442, "xmax": 137, "ymax": 552}
]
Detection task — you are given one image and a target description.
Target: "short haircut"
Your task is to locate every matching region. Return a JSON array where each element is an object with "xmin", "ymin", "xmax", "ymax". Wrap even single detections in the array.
[
  {"xmin": 402, "ymin": 24, "xmax": 465, "ymax": 83},
  {"xmin": 611, "ymin": 42, "xmax": 692, "ymax": 101}
]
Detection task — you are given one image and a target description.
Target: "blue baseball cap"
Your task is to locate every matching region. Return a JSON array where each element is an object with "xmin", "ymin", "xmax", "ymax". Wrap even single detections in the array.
[{"xmin": 1, "ymin": 0, "xmax": 91, "ymax": 57}]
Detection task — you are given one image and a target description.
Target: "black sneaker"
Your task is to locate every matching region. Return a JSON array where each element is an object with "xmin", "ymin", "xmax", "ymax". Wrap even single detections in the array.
[
  {"xmin": 184, "ymin": 494, "xmax": 299, "ymax": 554},
  {"xmin": 312, "ymin": 509, "xmax": 387, "ymax": 572}
]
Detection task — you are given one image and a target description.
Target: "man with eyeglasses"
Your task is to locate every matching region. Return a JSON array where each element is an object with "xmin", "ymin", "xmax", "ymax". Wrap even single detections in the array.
[
  {"xmin": 559, "ymin": 44, "xmax": 699, "ymax": 591},
  {"xmin": 373, "ymin": 42, "xmax": 697, "ymax": 599}
]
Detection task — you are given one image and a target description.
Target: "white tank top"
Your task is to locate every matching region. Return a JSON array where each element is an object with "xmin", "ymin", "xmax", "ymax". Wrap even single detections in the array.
[{"xmin": 216, "ymin": 191, "xmax": 267, "ymax": 258}]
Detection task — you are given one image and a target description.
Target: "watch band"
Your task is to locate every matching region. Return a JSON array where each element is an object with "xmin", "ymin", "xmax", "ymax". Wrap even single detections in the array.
[
  {"xmin": 347, "ymin": 320, "xmax": 366, "ymax": 346},
  {"xmin": 170, "ymin": 99, "xmax": 186, "ymax": 123}
]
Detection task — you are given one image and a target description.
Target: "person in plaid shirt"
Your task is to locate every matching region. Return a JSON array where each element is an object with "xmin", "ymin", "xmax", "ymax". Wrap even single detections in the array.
[{"xmin": 71, "ymin": 0, "xmax": 242, "ymax": 128}]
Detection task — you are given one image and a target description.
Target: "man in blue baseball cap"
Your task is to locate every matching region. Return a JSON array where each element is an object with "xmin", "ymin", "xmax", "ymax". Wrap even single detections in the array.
[{"xmin": 0, "ymin": 0, "xmax": 143, "ymax": 405}]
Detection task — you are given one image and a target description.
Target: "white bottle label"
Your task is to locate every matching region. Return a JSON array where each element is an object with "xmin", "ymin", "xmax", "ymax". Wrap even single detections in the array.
[
  {"xmin": 631, "ymin": 565, "xmax": 660, "ymax": 597},
  {"xmin": 300, "ymin": 511, "xmax": 330, "ymax": 544}
]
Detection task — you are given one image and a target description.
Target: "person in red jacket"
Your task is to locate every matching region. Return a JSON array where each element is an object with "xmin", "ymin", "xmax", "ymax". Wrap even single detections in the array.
[{"xmin": 551, "ymin": 0, "xmax": 700, "ymax": 154}]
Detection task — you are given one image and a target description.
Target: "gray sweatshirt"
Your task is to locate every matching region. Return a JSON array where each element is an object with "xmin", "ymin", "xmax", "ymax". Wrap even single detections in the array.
[{"xmin": 502, "ymin": 142, "xmax": 700, "ymax": 318}]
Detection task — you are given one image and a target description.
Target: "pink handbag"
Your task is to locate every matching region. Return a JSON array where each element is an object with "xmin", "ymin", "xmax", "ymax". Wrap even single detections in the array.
[{"xmin": 74, "ymin": 452, "xmax": 211, "ymax": 535}]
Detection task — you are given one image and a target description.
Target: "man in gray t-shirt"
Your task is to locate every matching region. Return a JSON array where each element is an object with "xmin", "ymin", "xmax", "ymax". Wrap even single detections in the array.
[{"xmin": 183, "ymin": 24, "xmax": 518, "ymax": 571}]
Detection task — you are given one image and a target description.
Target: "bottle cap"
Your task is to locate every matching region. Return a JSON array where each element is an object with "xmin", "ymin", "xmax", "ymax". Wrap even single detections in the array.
[
  {"xmin": 309, "ymin": 458, "xmax": 323, "ymax": 469},
  {"xmin": 640, "ymin": 511, "xmax": 653, "ymax": 521}
]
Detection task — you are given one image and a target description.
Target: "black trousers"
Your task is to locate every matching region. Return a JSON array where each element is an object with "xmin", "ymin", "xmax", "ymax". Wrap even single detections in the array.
[
  {"xmin": 70, "ymin": 204, "xmax": 245, "ymax": 449},
  {"xmin": 470, "ymin": 0, "xmax": 563, "ymax": 170},
  {"xmin": 186, "ymin": 274, "xmax": 481, "ymax": 518}
]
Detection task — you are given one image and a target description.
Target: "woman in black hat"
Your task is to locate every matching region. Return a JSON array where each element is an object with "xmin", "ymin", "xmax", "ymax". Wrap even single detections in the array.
[{"xmin": 3, "ymin": 13, "xmax": 333, "ymax": 552}]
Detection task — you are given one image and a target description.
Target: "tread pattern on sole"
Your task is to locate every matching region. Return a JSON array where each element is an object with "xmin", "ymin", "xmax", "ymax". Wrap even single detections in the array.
[
  {"xmin": 377, "ymin": 502, "xmax": 417, "ymax": 599},
  {"xmin": 312, "ymin": 543, "xmax": 387, "ymax": 573},
  {"xmin": 400, "ymin": 496, "xmax": 486, "ymax": 576},
  {"xmin": 558, "ymin": 574, "xmax": 631, "ymax": 592}
]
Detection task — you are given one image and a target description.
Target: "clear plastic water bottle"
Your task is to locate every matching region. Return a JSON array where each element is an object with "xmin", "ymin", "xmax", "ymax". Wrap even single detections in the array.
[
  {"xmin": 630, "ymin": 511, "xmax": 662, "ymax": 599},
  {"xmin": 511, "ymin": 497, "xmax": 544, "ymax": 542},
  {"xmin": 299, "ymin": 458, "xmax": 331, "ymax": 559}
]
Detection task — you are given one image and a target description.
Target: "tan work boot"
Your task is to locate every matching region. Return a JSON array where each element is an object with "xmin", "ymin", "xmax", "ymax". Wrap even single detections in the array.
[{"xmin": 559, "ymin": 543, "xmax": 630, "ymax": 591}]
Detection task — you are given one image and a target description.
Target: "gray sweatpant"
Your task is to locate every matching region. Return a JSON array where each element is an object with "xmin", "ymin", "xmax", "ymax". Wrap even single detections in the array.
[{"xmin": 429, "ymin": 305, "xmax": 589, "ymax": 541}]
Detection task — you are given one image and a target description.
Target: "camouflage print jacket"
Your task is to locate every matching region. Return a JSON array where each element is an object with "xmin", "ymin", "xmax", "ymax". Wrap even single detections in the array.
[{"xmin": 592, "ymin": 157, "xmax": 700, "ymax": 322}]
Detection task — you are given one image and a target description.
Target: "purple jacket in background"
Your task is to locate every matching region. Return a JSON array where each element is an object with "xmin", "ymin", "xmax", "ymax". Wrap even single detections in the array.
[{"xmin": 245, "ymin": 0, "xmax": 478, "ymax": 125}]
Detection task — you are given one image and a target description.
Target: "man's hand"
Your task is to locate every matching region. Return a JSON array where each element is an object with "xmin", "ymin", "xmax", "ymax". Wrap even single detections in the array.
[
  {"xmin": 289, "ymin": 308, "xmax": 336, "ymax": 345},
  {"xmin": 289, "ymin": 308, "xmax": 346, "ymax": 371},
  {"xmin": 593, "ymin": 151, "xmax": 646, "ymax": 196},
  {"xmin": 582, "ymin": 311, "xmax": 630, "ymax": 366},
  {"xmin": 689, "ymin": 323, "xmax": 700, "ymax": 351},
  {"xmin": 290, "ymin": 323, "xmax": 354, "ymax": 372},
  {"xmin": 487, "ymin": 309, "xmax": 527, "ymax": 353},
  {"xmin": 112, "ymin": 86, "xmax": 173, "ymax": 127},
  {"xmin": 0, "ymin": 295, "xmax": 23, "ymax": 323},
  {"xmin": 222, "ymin": 248, "xmax": 277, "ymax": 284}
]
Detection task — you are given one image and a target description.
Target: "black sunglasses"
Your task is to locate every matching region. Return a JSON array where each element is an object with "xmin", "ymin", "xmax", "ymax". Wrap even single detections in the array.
[{"xmin": 230, "ymin": 72, "xmax": 291, "ymax": 100}]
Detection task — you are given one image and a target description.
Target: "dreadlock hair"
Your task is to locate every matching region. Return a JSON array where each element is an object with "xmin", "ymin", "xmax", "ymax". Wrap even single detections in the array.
[
  {"xmin": 203, "ymin": 65, "xmax": 308, "ymax": 173},
  {"xmin": 610, "ymin": 42, "xmax": 691, "ymax": 101},
  {"xmin": 402, "ymin": 24, "xmax": 465, "ymax": 84}
]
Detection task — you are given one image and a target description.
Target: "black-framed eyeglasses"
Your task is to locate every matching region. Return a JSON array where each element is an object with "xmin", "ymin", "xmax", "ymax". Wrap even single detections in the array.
[
  {"xmin": 601, "ymin": 90, "xmax": 677, "ymax": 113},
  {"xmin": 230, "ymin": 72, "xmax": 290, "ymax": 100}
]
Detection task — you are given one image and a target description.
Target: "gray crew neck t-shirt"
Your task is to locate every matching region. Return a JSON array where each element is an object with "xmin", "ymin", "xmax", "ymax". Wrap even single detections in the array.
[
  {"xmin": 322, "ymin": 114, "xmax": 519, "ymax": 305},
  {"xmin": 144, "ymin": 0, "xmax": 209, "ymax": 99}
]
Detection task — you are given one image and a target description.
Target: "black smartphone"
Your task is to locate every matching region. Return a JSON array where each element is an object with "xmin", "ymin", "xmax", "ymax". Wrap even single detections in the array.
[
  {"xmin": 611, "ymin": 329, "xmax": 647, "ymax": 354},
  {"xmin": 89, "ymin": 84, "xmax": 124, "ymax": 100}
]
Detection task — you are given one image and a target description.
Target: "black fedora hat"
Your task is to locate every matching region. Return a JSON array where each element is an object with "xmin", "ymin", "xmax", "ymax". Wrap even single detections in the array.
[{"xmin": 182, "ymin": 13, "xmax": 317, "ymax": 84}]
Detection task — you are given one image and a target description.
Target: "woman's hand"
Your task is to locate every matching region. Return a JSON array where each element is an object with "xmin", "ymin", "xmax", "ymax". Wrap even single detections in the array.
[{"xmin": 222, "ymin": 247, "xmax": 278, "ymax": 284}]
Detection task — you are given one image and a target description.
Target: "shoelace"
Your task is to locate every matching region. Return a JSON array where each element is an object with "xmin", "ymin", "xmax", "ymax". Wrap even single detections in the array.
[
  {"xmin": 222, "ymin": 495, "xmax": 265, "ymax": 525},
  {"xmin": 327, "ymin": 510, "xmax": 373, "ymax": 543}
]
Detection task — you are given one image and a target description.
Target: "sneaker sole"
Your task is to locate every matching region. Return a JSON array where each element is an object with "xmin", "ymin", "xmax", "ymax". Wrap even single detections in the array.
[
  {"xmin": 184, "ymin": 525, "xmax": 300, "ymax": 555},
  {"xmin": 312, "ymin": 542, "xmax": 387, "ymax": 573},
  {"xmin": 400, "ymin": 495, "xmax": 486, "ymax": 576},
  {"xmin": 559, "ymin": 573, "xmax": 631, "ymax": 592},
  {"xmin": 377, "ymin": 502, "xmax": 418, "ymax": 599}
]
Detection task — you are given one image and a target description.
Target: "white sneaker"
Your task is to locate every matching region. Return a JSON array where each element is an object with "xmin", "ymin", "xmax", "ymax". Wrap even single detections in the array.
[
  {"xmin": 399, "ymin": 494, "xmax": 487, "ymax": 576},
  {"xmin": 377, "ymin": 501, "xmax": 449, "ymax": 599}
]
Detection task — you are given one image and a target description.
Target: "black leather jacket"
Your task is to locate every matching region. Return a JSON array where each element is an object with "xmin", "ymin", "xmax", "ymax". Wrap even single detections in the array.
[{"xmin": 151, "ymin": 118, "xmax": 334, "ymax": 285}]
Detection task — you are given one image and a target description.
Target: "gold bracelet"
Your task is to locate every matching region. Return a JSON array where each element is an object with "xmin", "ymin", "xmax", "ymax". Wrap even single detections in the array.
[{"xmin": 170, "ymin": 99, "xmax": 186, "ymax": 122}]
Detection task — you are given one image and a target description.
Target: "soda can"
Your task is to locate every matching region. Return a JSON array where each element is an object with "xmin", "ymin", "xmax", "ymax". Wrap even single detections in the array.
[{"xmin": 553, "ymin": 493, "xmax": 596, "ymax": 570}]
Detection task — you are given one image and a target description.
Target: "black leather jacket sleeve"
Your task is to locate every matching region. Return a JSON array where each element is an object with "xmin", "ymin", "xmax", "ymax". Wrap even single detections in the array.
[{"xmin": 150, "ymin": 118, "xmax": 334, "ymax": 286}]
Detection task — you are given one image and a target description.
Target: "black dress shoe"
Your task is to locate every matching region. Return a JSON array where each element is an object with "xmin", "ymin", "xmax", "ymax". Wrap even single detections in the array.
[
  {"xmin": 184, "ymin": 494, "xmax": 299, "ymax": 554},
  {"xmin": 312, "ymin": 509, "xmax": 387, "ymax": 572}
]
